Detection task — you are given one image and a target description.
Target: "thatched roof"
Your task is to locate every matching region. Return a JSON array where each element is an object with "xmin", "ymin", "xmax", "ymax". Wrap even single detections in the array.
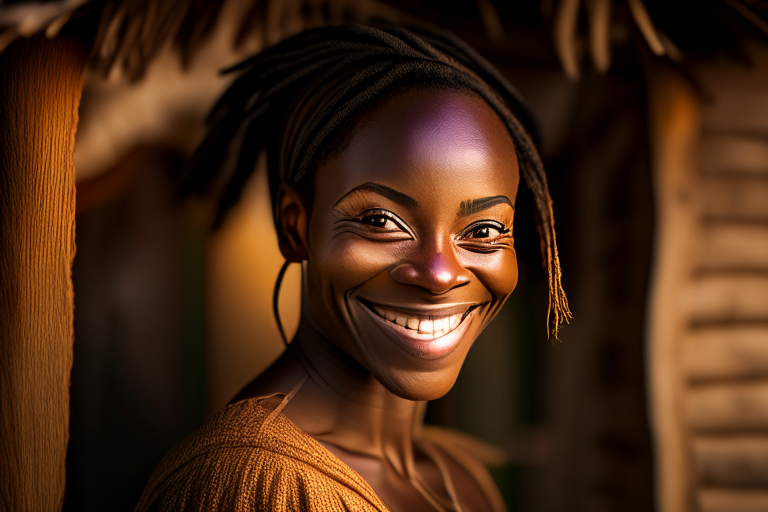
[
  {"xmin": 0, "ymin": 0, "xmax": 408, "ymax": 82},
  {"xmin": 4, "ymin": 0, "xmax": 768, "ymax": 88}
]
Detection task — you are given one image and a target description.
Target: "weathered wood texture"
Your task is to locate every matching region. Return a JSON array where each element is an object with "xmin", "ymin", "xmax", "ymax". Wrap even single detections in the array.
[
  {"xmin": 688, "ymin": 382, "xmax": 768, "ymax": 432},
  {"xmin": 645, "ymin": 60, "xmax": 702, "ymax": 512},
  {"xmin": 648, "ymin": 41, "xmax": 768, "ymax": 512},
  {"xmin": 698, "ymin": 489, "xmax": 768, "ymax": 512},
  {"xmin": 688, "ymin": 41, "xmax": 768, "ymax": 511},
  {"xmin": 685, "ymin": 328, "xmax": 768, "ymax": 381},
  {"xmin": 0, "ymin": 35, "xmax": 87, "ymax": 511},
  {"xmin": 694, "ymin": 437, "xmax": 768, "ymax": 486}
]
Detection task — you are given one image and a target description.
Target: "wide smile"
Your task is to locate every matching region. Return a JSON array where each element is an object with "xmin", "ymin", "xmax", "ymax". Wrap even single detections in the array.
[
  {"xmin": 357, "ymin": 299, "xmax": 483, "ymax": 359},
  {"xmin": 367, "ymin": 302, "xmax": 477, "ymax": 339}
]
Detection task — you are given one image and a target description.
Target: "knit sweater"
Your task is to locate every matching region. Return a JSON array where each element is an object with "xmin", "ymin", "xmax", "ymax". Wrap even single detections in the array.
[{"xmin": 134, "ymin": 387, "xmax": 506, "ymax": 512}]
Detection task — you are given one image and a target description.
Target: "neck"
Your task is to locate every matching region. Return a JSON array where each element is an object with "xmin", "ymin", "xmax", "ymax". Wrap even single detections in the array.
[{"xmin": 285, "ymin": 314, "xmax": 425, "ymax": 475}]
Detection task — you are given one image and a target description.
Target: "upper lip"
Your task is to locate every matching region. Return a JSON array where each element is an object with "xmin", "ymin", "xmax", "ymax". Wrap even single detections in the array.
[{"xmin": 356, "ymin": 298, "xmax": 480, "ymax": 319}]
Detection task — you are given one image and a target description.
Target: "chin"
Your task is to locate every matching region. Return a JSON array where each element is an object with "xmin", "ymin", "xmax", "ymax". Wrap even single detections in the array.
[{"xmin": 370, "ymin": 365, "xmax": 463, "ymax": 402}]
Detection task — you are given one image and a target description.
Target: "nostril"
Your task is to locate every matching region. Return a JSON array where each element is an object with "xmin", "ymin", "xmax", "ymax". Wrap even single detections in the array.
[
  {"xmin": 389, "ymin": 264, "xmax": 416, "ymax": 286},
  {"xmin": 390, "ymin": 264, "xmax": 420, "ymax": 284}
]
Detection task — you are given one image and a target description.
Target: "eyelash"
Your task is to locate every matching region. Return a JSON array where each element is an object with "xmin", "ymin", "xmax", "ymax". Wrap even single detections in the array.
[
  {"xmin": 349, "ymin": 209, "xmax": 410, "ymax": 233},
  {"xmin": 458, "ymin": 221, "xmax": 510, "ymax": 245},
  {"xmin": 340, "ymin": 209, "xmax": 511, "ymax": 248}
]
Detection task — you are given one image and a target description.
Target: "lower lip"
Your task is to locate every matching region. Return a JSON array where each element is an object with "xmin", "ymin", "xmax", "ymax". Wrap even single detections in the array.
[{"xmin": 360, "ymin": 303, "xmax": 477, "ymax": 360}]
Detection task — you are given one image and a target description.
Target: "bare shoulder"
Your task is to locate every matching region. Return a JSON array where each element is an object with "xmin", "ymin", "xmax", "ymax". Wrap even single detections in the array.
[
  {"xmin": 229, "ymin": 348, "xmax": 306, "ymax": 404},
  {"xmin": 419, "ymin": 425, "xmax": 508, "ymax": 512}
]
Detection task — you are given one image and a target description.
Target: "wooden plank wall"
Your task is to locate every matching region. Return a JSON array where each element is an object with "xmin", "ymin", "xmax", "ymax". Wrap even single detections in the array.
[
  {"xmin": 648, "ymin": 40, "xmax": 768, "ymax": 512},
  {"xmin": 688, "ymin": 41, "xmax": 768, "ymax": 512}
]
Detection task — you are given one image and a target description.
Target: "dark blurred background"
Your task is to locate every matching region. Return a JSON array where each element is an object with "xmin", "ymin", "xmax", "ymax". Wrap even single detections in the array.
[{"xmin": 52, "ymin": 1, "xmax": 768, "ymax": 511}]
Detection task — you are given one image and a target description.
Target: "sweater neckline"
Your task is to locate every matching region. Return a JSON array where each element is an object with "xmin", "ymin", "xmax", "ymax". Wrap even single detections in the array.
[{"xmin": 239, "ymin": 375, "xmax": 464, "ymax": 512}]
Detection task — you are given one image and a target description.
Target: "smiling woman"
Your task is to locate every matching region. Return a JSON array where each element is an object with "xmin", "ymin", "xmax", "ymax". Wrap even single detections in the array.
[
  {"xmin": 299, "ymin": 89, "xmax": 521, "ymax": 403},
  {"xmin": 135, "ymin": 24, "xmax": 569, "ymax": 512}
]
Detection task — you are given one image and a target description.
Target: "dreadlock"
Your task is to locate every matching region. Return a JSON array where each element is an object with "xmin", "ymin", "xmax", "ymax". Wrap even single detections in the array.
[{"xmin": 184, "ymin": 23, "xmax": 571, "ymax": 338}]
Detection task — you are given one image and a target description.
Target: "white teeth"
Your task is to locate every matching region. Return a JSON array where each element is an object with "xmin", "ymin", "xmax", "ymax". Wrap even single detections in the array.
[{"xmin": 371, "ymin": 305, "xmax": 467, "ymax": 337}]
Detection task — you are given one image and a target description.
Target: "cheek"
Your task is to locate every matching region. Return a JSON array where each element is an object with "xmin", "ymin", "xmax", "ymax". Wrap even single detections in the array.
[
  {"xmin": 310, "ymin": 233, "xmax": 406, "ymax": 292},
  {"xmin": 464, "ymin": 248, "xmax": 518, "ymax": 300}
]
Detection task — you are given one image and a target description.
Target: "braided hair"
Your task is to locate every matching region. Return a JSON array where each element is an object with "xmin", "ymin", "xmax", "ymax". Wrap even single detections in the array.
[{"xmin": 184, "ymin": 23, "xmax": 571, "ymax": 337}]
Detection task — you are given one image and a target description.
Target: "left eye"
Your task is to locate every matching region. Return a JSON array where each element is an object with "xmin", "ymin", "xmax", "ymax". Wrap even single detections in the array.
[
  {"xmin": 361, "ymin": 214, "xmax": 393, "ymax": 228},
  {"xmin": 463, "ymin": 224, "xmax": 503, "ymax": 239},
  {"xmin": 358, "ymin": 212, "xmax": 405, "ymax": 231}
]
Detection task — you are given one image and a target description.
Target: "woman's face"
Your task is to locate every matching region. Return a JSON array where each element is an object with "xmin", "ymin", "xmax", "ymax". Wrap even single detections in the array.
[{"xmin": 302, "ymin": 88, "xmax": 520, "ymax": 401}]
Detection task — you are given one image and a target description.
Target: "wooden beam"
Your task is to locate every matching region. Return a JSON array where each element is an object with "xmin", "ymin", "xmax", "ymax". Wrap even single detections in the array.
[
  {"xmin": 0, "ymin": 34, "xmax": 88, "ymax": 511},
  {"xmin": 644, "ymin": 60, "xmax": 702, "ymax": 512}
]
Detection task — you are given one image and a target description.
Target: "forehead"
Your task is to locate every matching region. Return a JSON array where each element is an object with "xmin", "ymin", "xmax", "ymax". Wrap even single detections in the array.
[{"xmin": 315, "ymin": 88, "xmax": 520, "ymax": 203}]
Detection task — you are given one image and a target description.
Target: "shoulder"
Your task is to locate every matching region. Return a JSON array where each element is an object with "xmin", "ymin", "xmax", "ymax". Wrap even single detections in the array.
[
  {"xmin": 135, "ymin": 398, "xmax": 388, "ymax": 512},
  {"xmin": 418, "ymin": 425, "xmax": 508, "ymax": 512}
]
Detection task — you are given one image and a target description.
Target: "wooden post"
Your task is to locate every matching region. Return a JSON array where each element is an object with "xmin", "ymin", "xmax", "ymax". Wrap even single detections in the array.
[
  {"xmin": 644, "ymin": 61, "xmax": 702, "ymax": 512},
  {"xmin": 0, "ymin": 34, "xmax": 88, "ymax": 511}
]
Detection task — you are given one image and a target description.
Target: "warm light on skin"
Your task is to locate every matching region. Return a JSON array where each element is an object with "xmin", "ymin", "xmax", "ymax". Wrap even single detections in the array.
[
  {"xmin": 299, "ymin": 88, "xmax": 521, "ymax": 401},
  {"xmin": 233, "ymin": 87, "xmax": 525, "ymax": 509},
  {"xmin": 402, "ymin": 100, "xmax": 500, "ymax": 173}
]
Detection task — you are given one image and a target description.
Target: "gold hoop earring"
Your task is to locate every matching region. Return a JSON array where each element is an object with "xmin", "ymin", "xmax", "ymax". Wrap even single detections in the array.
[{"xmin": 273, "ymin": 260, "xmax": 291, "ymax": 348}]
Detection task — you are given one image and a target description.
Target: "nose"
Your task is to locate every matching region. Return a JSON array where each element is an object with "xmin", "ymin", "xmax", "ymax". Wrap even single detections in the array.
[{"xmin": 389, "ymin": 243, "xmax": 470, "ymax": 295}]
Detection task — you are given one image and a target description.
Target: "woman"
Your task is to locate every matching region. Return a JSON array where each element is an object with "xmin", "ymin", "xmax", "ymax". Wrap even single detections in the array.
[{"xmin": 135, "ymin": 23, "xmax": 569, "ymax": 512}]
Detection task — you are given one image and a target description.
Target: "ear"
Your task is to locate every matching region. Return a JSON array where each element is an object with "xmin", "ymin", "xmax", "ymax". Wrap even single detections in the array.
[{"xmin": 275, "ymin": 181, "xmax": 310, "ymax": 262}]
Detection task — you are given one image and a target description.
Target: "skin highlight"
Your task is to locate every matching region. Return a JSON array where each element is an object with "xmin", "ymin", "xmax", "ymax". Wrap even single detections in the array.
[{"xmin": 234, "ymin": 88, "xmax": 520, "ymax": 511}]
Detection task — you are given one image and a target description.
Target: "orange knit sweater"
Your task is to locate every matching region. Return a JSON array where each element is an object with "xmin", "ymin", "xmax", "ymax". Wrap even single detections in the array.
[{"xmin": 134, "ymin": 390, "xmax": 505, "ymax": 512}]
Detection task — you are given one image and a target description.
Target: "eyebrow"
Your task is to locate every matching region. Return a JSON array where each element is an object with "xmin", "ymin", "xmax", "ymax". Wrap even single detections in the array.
[
  {"xmin": 333, "ymin": 182, "xmax": 419, "ymax": 208},
  {"xmin": 459, "ymin": 196, "xmax": 515, "ymax": 216}
]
